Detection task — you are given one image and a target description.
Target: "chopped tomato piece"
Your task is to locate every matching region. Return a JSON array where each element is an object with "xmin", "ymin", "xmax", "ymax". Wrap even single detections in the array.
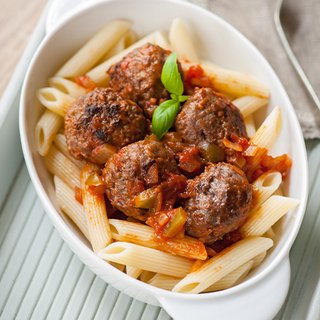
[
  {"xmin": 74, "ymin": 75, "xmax": 97, "ymax": 91},
  {"xmin": 85, "ymin": 171, "xmax": 106, "ymax": 194},
  {"xmin": 222, "ymin": 138, "xmax": 243, "ymax": 152},
  {"xmin": 190, "ymin": 259, "xmax": 206, "ymax": 272},
  {"xmin": 184, "ymin": 65, "xmax": 212, "ymax": 93},
  {"xmin": 74, "ymin": 186, "xmax": 83, "ymax": 204},
  {"xmin": 178, "ymin": 147, "xmax": 203, "ymax": 174},
  {"xmin": 222, "ymin": 134, "xmax": 292, "ymax": 182}
]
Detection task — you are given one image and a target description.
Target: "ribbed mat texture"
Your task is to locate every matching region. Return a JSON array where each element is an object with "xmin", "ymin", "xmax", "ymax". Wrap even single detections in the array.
[
  {"xmin": 0, "ymin": 142, "xmax": 319, "ymax": 319},
  {"xmin": 0, "ymin": 165, "xmax": 171, "ymax": 320}
]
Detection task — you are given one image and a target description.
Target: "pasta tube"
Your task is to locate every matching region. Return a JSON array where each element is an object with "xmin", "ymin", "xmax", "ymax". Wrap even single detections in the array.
[
  {"xmin": 56, "ymin": 20, "xmax": 132, "ymax": 77},
  {"xmin": 139, "ymin": 271, "xmax": 156, "ymax": 283},
  {"xmin": 98, "ymin": 242, "xmax": 193, "ymax": 278},
  {"xmin": 54, "ymin": 176, "xmax": 89, "ymax": 240},
  {"xmin": 80, "ymin": 163, "xmax": 112, "ymax": 251},
  {"xmin": 250, "ymin": 107, "xmax": 281, "ymax": 149},
  {"xmin": 169, "ymin": 18, "xmax": 199, "ymax": 62},
  {"xmin": 109, "ymin": 219, "xmax": 207, "ymax": 260},
  {"xmin": 44, "ymin": 145, "xmax": 80, "ymax": 188},
  {"xmin": 251, "ymin": 251, "xmax": 267, "ymax": 269},
  {"xmin": 173, "ymin": 237, "xmax": 273, "ymax": 293},
  {"xmin": 35, "ymin": 110, "xmax": 63, "ymax": 156},
  {"xmin": 252, "ymin": 171, "xmax": 282, "ymax": 208},
  {"xmin": 240, "ymin": 196, "xmax": 300, "ymax": 237},
  {"xmin": 53, "ymin": 134, "xmax": 84, "ymax": 169},
  {"xmin": 110, "ymin": 262, "xmax": 125, "ymax": 272},
  {"xmin": 233, "ymin": 95, "xmax": 269, "ymax": 118},
  {"xmin": 86, "ymin": 31, "xmax": 159, "ymax": 86},
  {"xmin": 244, "ymin": 114, "xmax": 256, "ymax": 138},
  {"xmin": 99, "ymin": 30, "xmax": 137, "ymax": 62},
  {"xmin": 182, "ymin": 61, "xmax": 270, "ymax": 98},
  {"xmin": 126, "ymin": 266, "xmax": 143, "ymax": 279},
  {"xmin": 37, "ymin": 87, "xmax": 74, "ymax": 117},
  {"xmin": 204, "ymin": 260, "xmax": 254, "ymax": 292},
  {"xmin": 148, "ymin": 274, "xmax": 181, "ymax": 291},
  {"xmin": 48, "ymin": 77, "xmax": 86, "ymax": 98}
]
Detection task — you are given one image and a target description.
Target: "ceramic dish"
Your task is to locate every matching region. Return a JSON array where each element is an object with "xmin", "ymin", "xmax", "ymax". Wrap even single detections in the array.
[{"xmin": 19, "ymin": 0, "xmax": 308, "ymax": 319}]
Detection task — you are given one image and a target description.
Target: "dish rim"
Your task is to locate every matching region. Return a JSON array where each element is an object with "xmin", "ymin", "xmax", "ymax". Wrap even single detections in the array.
[{"xmin": 19, "ymin": 0, "xmax": 309, "ymax": 299}]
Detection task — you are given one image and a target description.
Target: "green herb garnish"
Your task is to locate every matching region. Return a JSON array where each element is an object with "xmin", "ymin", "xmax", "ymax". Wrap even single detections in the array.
[{"xmin": 152, "ymin": 53, "xmax": 187, "ymax": 139}]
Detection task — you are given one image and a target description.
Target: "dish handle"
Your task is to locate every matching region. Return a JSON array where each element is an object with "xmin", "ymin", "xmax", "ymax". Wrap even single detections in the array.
[{"xmin": 157, "ymin": 256, "xmax": 290, "ymax": 320}]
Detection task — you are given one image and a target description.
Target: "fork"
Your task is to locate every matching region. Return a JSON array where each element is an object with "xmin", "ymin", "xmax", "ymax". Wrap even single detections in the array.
[{"xmin": 274, "ymin": 0, "xmax": 320, "ymax": 112}]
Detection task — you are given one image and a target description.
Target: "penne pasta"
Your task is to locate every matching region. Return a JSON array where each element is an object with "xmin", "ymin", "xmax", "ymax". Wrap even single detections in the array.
[
  {"xmin": 86, "ymin": 31, "xmax": 163, "ymax": 86},
  {"xmin": 264, "ymin": 227, "xmax": 276, "ymax": 240},
  {"xmin": 37, "ymin": 18, "xmax": 297, "ymax": 294},
  {"xmin": 244, "ymin": 114, "xmax": 256, "ymax": 138},
  {"xmin": 250, "ymin": 107, "xmax": 281, "ymax": 149},
  {"xmin": 140, "ymin": 271, "xmax": 156, "ymax": 283},
  {"xmin": 98, "ymin": 242, "xmax": 194, "ymax": 278},
  {"xmin": 80, "ymin": 163, "xmax": 112, "ymax": 252},
  {"xmin": 240, "ymin": 196, "xmax": 300, "ymax": 237},
  {"xmin": 252, "ymin": 171, "xmax": 282, "ymax": 208},
  {"xmin": 37, "ymin": 87, "xmax": 74, "ymax": 117},
  {"xmin": 154, "ymin": 31, "xmax": 172, "ymax": 51},
  {"xmin": 126, "ymin": 266, "xmax": 143, "ymax": 279},
  {"xmin": 204, "ymin": 260, "xmax": 254, "ymax": 292},
  {"xmin": 56, "ymin": 20, "xmax": 132, "ymax": 77},
  {"xmin": 54, "ymin": 134, "xmax": 84, "ymax": 169},
  {"xmin": 110, "ymin": 262, "xmax": 126, "ymax": 272},
  {"xmin": 172, "ymin": 237, "xmax": 273, "ymax": 293},
  {"xmin": 148, "ymin": 273, "xmax": 181, "ymax": 291},
  {"xmin": 48, "ymin": 77, "xmax": 86, "ymax": 98},
  {"xmin": 183, "ymin": 61, "xmax": 270, "ymax": 98},
  {"xmin": 109, "ymin": 219, "xmax": 207, "ymax": 260},
  {"xmin": 54, "ymin": 175, "xmax": 90, "ymax": 240},
  {"xmin": 99, "ymin": 30, "xmax": 138, "ymax": 62},
  {"xmin": 169, "ymin": 18, "xmax": 199, "ymax": 62},
  {"xmin": 274, "ymin": 186, "xmax": 284, "ymax": 196},
  {"xmin": 233, "ymin": 95, "xmax": 269, "ymax": 118},
  {"xmin": 44, "ymin": 145, "xmax": 81, "ymax": 189},
  {"xmin": 35, "ymin": 110, "xmax": 63, "ymax": 156},
  {"xmin": 251, "ymin": 251, "xmax": 267, "ymax": 269}
]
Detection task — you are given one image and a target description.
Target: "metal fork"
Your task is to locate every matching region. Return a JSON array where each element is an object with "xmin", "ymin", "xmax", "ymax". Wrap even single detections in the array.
[{"xmin": 274, "ymin": 0, "xmax": 320, "ymax": 112}]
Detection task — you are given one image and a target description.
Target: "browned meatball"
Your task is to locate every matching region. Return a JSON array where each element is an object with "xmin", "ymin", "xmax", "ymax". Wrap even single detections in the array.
[
  {"xmin": 108, "ymin": 43, "xmax": 171, "ymax": 118},
  {"xmin": 65, "ymin": 88, "xmax": 146, "ymax": 163},
  {"xmin": 104, "ymin": 140, "xmax": 179, "ymax": 221},
  {"xmin": 184, "ymin": 162, "xmax": 252, "ymax": 245},
  {"xmin": 175, "ymin": 87, "xmax": 247, "ymax": 150}
]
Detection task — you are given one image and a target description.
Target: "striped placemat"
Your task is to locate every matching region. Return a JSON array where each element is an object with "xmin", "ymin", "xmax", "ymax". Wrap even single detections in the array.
[
  {"xmin": 1, "ymin": 2, "xmax": 320, "ymax": 317},
  {"xmin": 0, "ymin": 164, "xmax": 171, "ymax": 320},
  {"xmin": 0, "ymin": 141, "xmax": 319, "ymax": 319}
]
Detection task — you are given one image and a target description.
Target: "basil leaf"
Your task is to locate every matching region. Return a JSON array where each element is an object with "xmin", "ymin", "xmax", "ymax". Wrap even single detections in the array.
[
  {"xmin": 179, "ymin": 95, "xmax": 188, "ymax": 102},
  {"xmin": 152, "ymin": 99, "xmax": 180, "ymax": 139},
  {"xmin": 161, "ymin": 53, "xmax": 184, "ymax": 97}
]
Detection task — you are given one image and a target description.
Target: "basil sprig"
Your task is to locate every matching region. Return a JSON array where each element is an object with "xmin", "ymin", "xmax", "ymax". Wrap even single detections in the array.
[{"xmin": 152, "ymin": 53, "xmax": 187, "ymax": 139}]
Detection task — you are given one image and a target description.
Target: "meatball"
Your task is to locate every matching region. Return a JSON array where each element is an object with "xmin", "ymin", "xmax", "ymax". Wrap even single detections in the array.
[
  {"xmin": 65, "ymin": 88, "xmax": 146, "ymax": 163},
  {"xmin": 184, "ymin": 162, "xmax": 252, "ymax": 245},
  {"xmin": 175, "ymin": 87, "xmax": 247, "ymax": 150},
  {"xmin": 104, "ymin": 140, "xmax": 179, "ymax": 221},
  {"xmin": 108, "ymin": 43, "xmax": 171, "ymax": 118}
]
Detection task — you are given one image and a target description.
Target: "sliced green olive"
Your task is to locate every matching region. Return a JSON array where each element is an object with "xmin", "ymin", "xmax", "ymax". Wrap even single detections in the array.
[
  {"xmin": 134, "ymin": 187, "xmax": 161, "ymax": 209},
  {"xmin": 163, "ymin": 207, "xmax": 187, "ymax": 238},
  {"xmin": 200, "ymin": 142, "xmax": 225, "ymax": 162}
]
